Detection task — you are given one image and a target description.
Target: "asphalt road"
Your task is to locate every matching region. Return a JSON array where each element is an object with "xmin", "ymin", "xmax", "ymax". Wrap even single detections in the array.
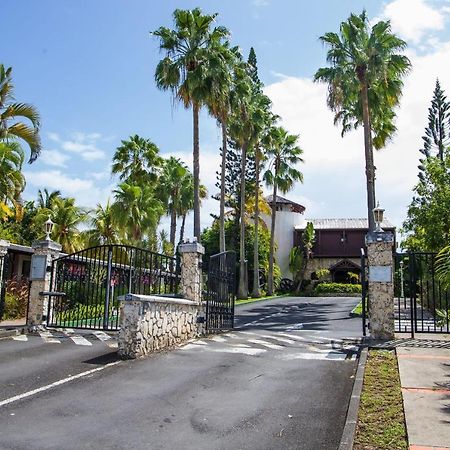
[{"xmin": 0, "ymin": 296, "xmax": 361, "ymax": 450}]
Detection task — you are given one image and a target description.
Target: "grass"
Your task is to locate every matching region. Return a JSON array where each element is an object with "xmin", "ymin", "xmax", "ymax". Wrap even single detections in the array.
[
  {"xmin": 351, "ymin": 301, "xmax": 363, "ymax": 316},
  {"xmin": 354, "ymin": 349, "xmax": 408, "ymax": 450},
  {"xmin": 235, "ymin": 294, "xmax": 288, "ymax": 306}
]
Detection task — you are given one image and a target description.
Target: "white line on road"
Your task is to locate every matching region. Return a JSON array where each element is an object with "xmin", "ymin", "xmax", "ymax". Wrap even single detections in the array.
[
  {"xmin": 92, "ymin": 331, "xmax": 118, "ymax": 348},
  {"xmin": 258, "ymin": 334, "xmax": 295, "ymax": 344},
  {"xmin": 69, "ymin": 335, "xmax": 92, "ymax": 346},
  {"xmin": 210, "ymin": 336, "xmax": 227, "ymax": 343},
  {"xmin": 278, "ymin": 352, "xmax": 352, "ymax": 361},
  {"xmin": 0, "ymin": 361, "xmax": 121, "ymax": 408},
  {"xmin": 247, "ymin": 339, "xmax": 284, "ymax": 350},
  {"xmin": 39, "ymin": 331, "xmax": 61, "ymax": 344},
  {"xmin": 12, "ymin": 335, "xmax": 28, "ymax": 341}
]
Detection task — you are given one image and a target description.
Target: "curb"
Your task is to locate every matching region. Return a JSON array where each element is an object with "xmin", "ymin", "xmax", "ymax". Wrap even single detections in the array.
[
  {"xmin": 0, "ymin": 327, "xmax": 24, "ymax": 340},
  {"xmin": 338, "ymin": 346, "xmax": 368, "ymax": 450}
]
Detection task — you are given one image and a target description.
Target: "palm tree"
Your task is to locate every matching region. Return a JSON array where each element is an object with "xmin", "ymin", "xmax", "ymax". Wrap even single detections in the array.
[
  {"xmin": 0, "ymin": 141, "xmax": 25, "ymax": 205},
  {"xmin": 314, "ymin": 11, "xmax": 410, "ymax": 230},
  {"xmin": 111, "ymin": 135, "xmax": 162, "ymax": 183},
  {"xmin": 112, "ymin": 182, "xmax": 163, "ymax": 244},
  {"xmin": 0, "ymin": 65, "xmax": 41, "ymax": 163},
  {"xmin": 152, "ymin": 8, "xmax": 229, "ymax": 241},
  {"xmin": 264, "ymin": 127, "xmax": 304, "ymax": 295},
  {"xmin": 37, "ymin": 188, "xmax": 62, "ymax": 210},
  {"xmin": 157, "ymin": 157, "xmax": 189, "ymax": 254},
  {"xmin": 86, "ymin": 200, "xmax": 119, "ymax": 245}
]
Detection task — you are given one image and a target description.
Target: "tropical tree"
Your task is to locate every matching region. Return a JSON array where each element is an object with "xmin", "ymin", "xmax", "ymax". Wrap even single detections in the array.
[
  {"xmin": 0, "ymin": 65, "xmax": 41, "ymax": 162},
  {"xmin": 0, "ymin": 141, "xmax": 25, "ymax": 206},
  {"xmin": 111, "ymin": 135, "xmax": 162, "ymax": 183},
  {"xmin": 157, "ymin": 157, "xmax": 189, "ymax": 254},
  {"xmin": 314, "ymin": 11, "xmax": 411, "ymax": 230},
  {"xmin": 112, "ymin": 182, "xmax": 163, "ymax": 244},
  {"xmin": 152, "ymin": 8, "xmax": 229, "ymax": 240},
  {"xmin": 264, "ymin": 127, "xmax": 304, "ymax": 295},
  {"xmin": 37, "ymin": 188, "xmax": 62, "ymax": 210},
  {"xmin": 85, "ymin": 200, "xmax": 119, "ymax": 246}
]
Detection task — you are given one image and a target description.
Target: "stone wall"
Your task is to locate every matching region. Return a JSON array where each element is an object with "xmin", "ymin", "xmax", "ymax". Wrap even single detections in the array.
[{"xmin": 118, "ymin": 294, "xmax": 205, "ymax": 359}]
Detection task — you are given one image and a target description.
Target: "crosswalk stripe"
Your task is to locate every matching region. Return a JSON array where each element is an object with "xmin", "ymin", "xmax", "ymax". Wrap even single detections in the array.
[
  {"xmin": 69, "ymin": 335, "xmax": 92, "ymax": 346},
  {"xmin": 258, "ymin": 334, "xmax": 295, "ymax": 344},
  {"xmin": 247, "ymin": 339, "xmax": 284, "ymax": 350},
  {"xmin": 39, "ymin": 331, "xmax": 61, "ymax": 344},
  {"xmin": 208, "ymin": 347, "xmax": 266, "ymax": 356},
  {"xmin": 92, "ymin": 330, "xmax": 111, "ymax": 341},
  {"xmin": 12, "ymin": 334, "xmax": 28, "ymax": 341},
  {"xmin": 210, "ymin": 335, "xmax": 227, "ymax": 343},
  {"xmin": 279, "ymin": 352, "xmax": 348, "ymax": 361}
]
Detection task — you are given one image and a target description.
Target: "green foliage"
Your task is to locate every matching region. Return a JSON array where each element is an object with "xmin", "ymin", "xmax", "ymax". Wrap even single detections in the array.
[
  {"xmin": 314, "ymin": 282, "xmax": 362, "ymax": 295},
  {"xmin": 3, "ymin": 277, "xmax": 29, "ymax": 320},
  {"xmin": 347, "ymin": 272, "xmax": 360, "ymax": 284},
  {"xmin": 316, "ymin": 269, "xmax": 330, "ymax": 280},
  {"xmin": 289, "ymin": 246, "xmax": 303, "ymax": 280},
  {"xmin": 436, "ymin": 245, "xmax": 450, "ymax": 287}
]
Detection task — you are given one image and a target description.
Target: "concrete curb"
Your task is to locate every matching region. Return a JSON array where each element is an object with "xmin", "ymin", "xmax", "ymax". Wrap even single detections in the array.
[
  {"xmin": 0, "ymin": 327, "xmax": 24, "ymax": 340},
  {"xmin": 338, "ymin": 346, "xmax": 369, "ymax": 450}
]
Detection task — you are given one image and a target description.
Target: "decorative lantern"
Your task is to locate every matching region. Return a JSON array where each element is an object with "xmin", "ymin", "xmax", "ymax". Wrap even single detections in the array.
[
  {"xmin": 44, "ymin": 216, "xmax": 54, "ymax": 240},
  {"xmin": 373, "ymin": 203, "xmax": 385, "ymax": 233}
]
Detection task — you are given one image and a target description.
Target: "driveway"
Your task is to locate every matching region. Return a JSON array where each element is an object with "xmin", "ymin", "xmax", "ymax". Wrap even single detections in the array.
[{"xmin": 0, "ymin": 296, "xmax": 361, "ymax": 450}]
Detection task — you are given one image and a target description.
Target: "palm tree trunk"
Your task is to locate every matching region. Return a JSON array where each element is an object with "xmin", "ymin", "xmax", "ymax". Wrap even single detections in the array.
[
  {"xmin": 169, "ymin": 207, "xmax": 177, "ymax": 256},
  {"xmin": 267, "ymin": 182, "xmax": 277, "ymax": 296},
  {"xmin": 219, "ymin": 119, "xmax": 227, "ymax": 253},
  {"xmin": 237, "ymin": 143, "xmax": 248, "ymax": 299},
  {"xmin": 252, "ymin": 149, "xmax": 261, "ymax": 298},
  {"xmin": 193, "ymin": 102, "xmax": 201, "ymax": 241},
  {"xmin": 361, "ymin": 80, "xmax": 376, "ymax": 231},
  {"xmin": 179, "ymin": 213, "xmax": 186, "ymax": 244}
]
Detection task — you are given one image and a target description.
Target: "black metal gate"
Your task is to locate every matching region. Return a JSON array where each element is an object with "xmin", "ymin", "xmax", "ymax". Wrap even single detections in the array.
[
  {"xmin": 395, "ymin": 252, "xmax": 449, "ymax": 336},
  {"xmin": 206, "ymin": 251, "xmax": 236, "ymax": 332},
  {"xmin": 47, "ymin": 245, "xmax": 179, "ymax": 330},
  {"xmin": 360, "ymin": 249, "xmax": 368, "ymax": 336}
]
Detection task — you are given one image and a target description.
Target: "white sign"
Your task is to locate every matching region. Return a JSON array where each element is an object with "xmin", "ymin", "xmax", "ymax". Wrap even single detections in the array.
[
  {"xmin": 369, "ymin": 266, "xmax": 392, "ymax": 282},
  {"xmin": 30, "ymin": 255, "xmax": 48, "ymax": 280}
]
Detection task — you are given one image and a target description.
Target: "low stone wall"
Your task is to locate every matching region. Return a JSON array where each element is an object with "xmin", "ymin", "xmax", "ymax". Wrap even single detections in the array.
[{"xmin": 118, "ymin": 294, "xmax": 205, "ymax": 359}]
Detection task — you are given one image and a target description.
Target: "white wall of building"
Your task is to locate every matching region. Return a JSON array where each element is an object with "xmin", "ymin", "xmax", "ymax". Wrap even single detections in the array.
[{"xmin": 262, "ymin": 205, "xmax": 305, "ymax": 279}]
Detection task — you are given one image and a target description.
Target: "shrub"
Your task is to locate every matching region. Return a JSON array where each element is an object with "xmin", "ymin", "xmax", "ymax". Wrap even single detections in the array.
[
  {"xmin": 314, "ymin": 282, "xmax": 362, "ymax": 295},
  {"xmin": 2, "ymin": 276, "xmax": 29, "ymax": 320},
  {"xmin": 316, "ymin": 268, "xmax": 330, "ymax": 281}
]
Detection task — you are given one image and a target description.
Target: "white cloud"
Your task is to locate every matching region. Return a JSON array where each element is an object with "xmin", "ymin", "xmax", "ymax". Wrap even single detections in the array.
[
  {"xmin": 47, "ymin": 130, "xmax": 107, "ymax": 161},
  {"xmin": 380, "ymin": 0, "xmax": 445, "ymax": 44},
  {"xmin": 39, "ymin": 149, "xmax": 70, "ymax": 168}
]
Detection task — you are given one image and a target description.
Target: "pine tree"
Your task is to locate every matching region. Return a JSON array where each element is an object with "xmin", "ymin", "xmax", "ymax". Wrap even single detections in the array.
[{"xmin": 418, "ymin": 79, "xmax": 450, "ymax": 181}]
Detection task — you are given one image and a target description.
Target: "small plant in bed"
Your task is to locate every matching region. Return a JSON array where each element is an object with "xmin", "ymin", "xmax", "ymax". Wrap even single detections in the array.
[{"xmin": 313, "ymin": 282, "xmax": 361, "ymax": 295}]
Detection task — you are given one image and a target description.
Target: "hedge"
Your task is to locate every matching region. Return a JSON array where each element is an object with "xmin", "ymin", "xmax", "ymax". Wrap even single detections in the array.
[{"xmin": 314, "ymin": 282, "xmax": 362, "ymax": 295}]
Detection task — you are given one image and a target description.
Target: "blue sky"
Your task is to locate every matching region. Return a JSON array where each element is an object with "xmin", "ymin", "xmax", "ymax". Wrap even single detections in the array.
[{"xmin": 3, "ymin": 0, "xmax": 450, "ymax": 236}]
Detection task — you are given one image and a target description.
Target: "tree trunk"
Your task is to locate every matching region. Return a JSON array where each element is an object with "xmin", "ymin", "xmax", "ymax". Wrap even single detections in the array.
[
  {"xmin": 237, "ymin": 143, "xmax": 248, "ymax": 299},
  {"xmin": 361, "ymin": 80, "xmax": 376, "ymax": 232},
  {"xmin": 193, "ymin": 102, "xmax": 201, "ymax": 241},
  {"xmin": 179, "ymin": 213, "xmax": 186, "ymax": 245},
  {"xmin": 169, "ymin": 207, "xmax": 177, "ymax": 256},
  {"xmin": 267, "ymin": 182, "xmax": 277, "ymax": 296},
  {"xmin": 252, "ymin": 149, "xmax": 261, "ymax": 298},
  {"xmin": 219, "ymin": 119, "xmax": 227, "ymax": 253}
]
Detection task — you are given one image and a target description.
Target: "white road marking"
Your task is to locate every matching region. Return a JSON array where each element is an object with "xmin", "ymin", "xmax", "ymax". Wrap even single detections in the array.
[
  {"xmin": 39, "ymin": 331, "xmax": 61, "ymax": 344},
  {"xmin": 210, "ymin": 336, "xmax": 227, "ymax": 343},
  {"xmin": 92, "ymin": 330, "xmax": 118, "ymax": 348},
  {"xmin": 258, "ymin": 334, "xmax": 295, "ymax": 344},
  {"xmin": 12, "ymin": 335, "xmax": 28, "ymax": 341},
  {"xmin": 209, "ymin": 347, "xmax": 266, "ymax": 356},
  {"xmin": 277, "ymin": 333, "xmax": 307, "ymax": 341},
  {"xmin": 247, "ymin": 339, "xmax": 284, "ymax": 350},
  {"xmin": 69, "ymin": 335, "xmax": 92, "ymax": 346},
  {"xmin": 278, "ymin": 352, "xmax": 349, "ymax": 361},
  {"xmin": 0, "ymin": 361, "xmax": 121, "ymax": 408}
]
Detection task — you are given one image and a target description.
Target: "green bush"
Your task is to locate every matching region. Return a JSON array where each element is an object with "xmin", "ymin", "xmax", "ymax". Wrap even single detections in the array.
[
  {"xmin": 3, "ymin": 277, "xmax": 29, "ymax": 319},
  {"xmin": 314, "ymin": 282, "xmax": 362, "ymax": 295}
]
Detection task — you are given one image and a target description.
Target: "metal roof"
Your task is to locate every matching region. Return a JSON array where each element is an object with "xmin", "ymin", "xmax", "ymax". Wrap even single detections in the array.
[
  {"xmin": 265, "ymin": 195, "xmax": 305, "ymax": 213},
  {"xmin": 294, "ymin": 218, "xmax": 395, "ymax": 230}
]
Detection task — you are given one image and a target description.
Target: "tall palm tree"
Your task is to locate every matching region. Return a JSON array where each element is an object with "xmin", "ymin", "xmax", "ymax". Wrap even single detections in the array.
[
  {"xmin": 111, "ymin": 135, "xmax": 162, "ymax": 183},
  {"xmin": 112, "ymin": 182, "xmax": 163, "ymax": 245},
  {"xmin": 37, "ymin": 188, "xmax": 62, "ymax": 210},
  {"xmin": 152, "ymin": 8, "xmax": 229, "ymax": 241},
  {"xmin": 86, "ymin": 200, "xmax": 119, "ymax": 245},
  {"xmin": 0, "ymin": 141, "xmax": 25, "ymax": 205},
  {"xmin": 264, "ymin": 127, "xmax": 304, "ymax": 295},
  {"xmin": 0, "ymin": 65, "xmax": 41, "ymax": 163},
  {"xmin": 314, "ymin": 11, "xmax": 410, "ymax": 230},
  {"xmin": 157, "ymin": 157, "xmax": 189, "ymax": 254}
]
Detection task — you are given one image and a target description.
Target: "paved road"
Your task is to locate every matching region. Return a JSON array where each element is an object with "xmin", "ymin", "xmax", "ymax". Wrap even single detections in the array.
[{"xmin": 0, "ymin": 296, "xmax": 361, "ymax": 450}]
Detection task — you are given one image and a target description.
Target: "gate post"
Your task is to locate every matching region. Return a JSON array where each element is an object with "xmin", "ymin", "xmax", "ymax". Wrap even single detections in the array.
[
  {"xmin": 178, "ymin": 239, "xmax": 204, "ymax": 304},
  {"xmin": 28, "ymin": 239, "xmax": 62, "ymax": 328},
  {"xmin": 366, "ymin": 231, "xmax": 395, "ymax": 340},
  {"xmin": 0, "ymin": 240, "xmax": 10, "ymax": 281}
]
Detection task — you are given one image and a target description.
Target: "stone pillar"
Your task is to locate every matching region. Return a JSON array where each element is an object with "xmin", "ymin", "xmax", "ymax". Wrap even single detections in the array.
[
  {"xmin": 178, "ymin": 240, "xmax": 204, "ymax": 304},
  {"xmin": 28, "ymin": 240, "xmax": 62, "ymax": 328},
  {"xmin": 366, "ymin": 231, "xmax": 395, "ymax": 340}
]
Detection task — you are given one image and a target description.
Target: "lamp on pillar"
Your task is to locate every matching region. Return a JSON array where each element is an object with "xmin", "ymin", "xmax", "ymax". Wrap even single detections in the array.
[
  {"xmin": 373, "ymin": 203, "xmax": 385, "ymax": 233},
  {"xmin": 44, "ymin": 216, "xmax": 54, "ymax": 241}
]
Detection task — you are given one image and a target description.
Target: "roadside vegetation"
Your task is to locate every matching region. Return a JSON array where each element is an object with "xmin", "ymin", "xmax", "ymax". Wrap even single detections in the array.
[{"xmin": 354, "ymin": 350, "xmax": 408, "ymax": 450}]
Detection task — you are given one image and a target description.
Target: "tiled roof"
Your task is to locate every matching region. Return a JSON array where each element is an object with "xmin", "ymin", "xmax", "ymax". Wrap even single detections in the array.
[
  {"xmin": 294, "ymin": 218, "xmax": 395, "ymax": 230},
  {"xmin": 265, "ymin": 195, "xmax": 305, "ymax": 213}
]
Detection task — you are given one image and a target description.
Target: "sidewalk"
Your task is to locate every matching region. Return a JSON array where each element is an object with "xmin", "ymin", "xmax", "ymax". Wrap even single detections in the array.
[{"xmin": 396, "ymin": 337, "xmax": 450, "ymax": 450}]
